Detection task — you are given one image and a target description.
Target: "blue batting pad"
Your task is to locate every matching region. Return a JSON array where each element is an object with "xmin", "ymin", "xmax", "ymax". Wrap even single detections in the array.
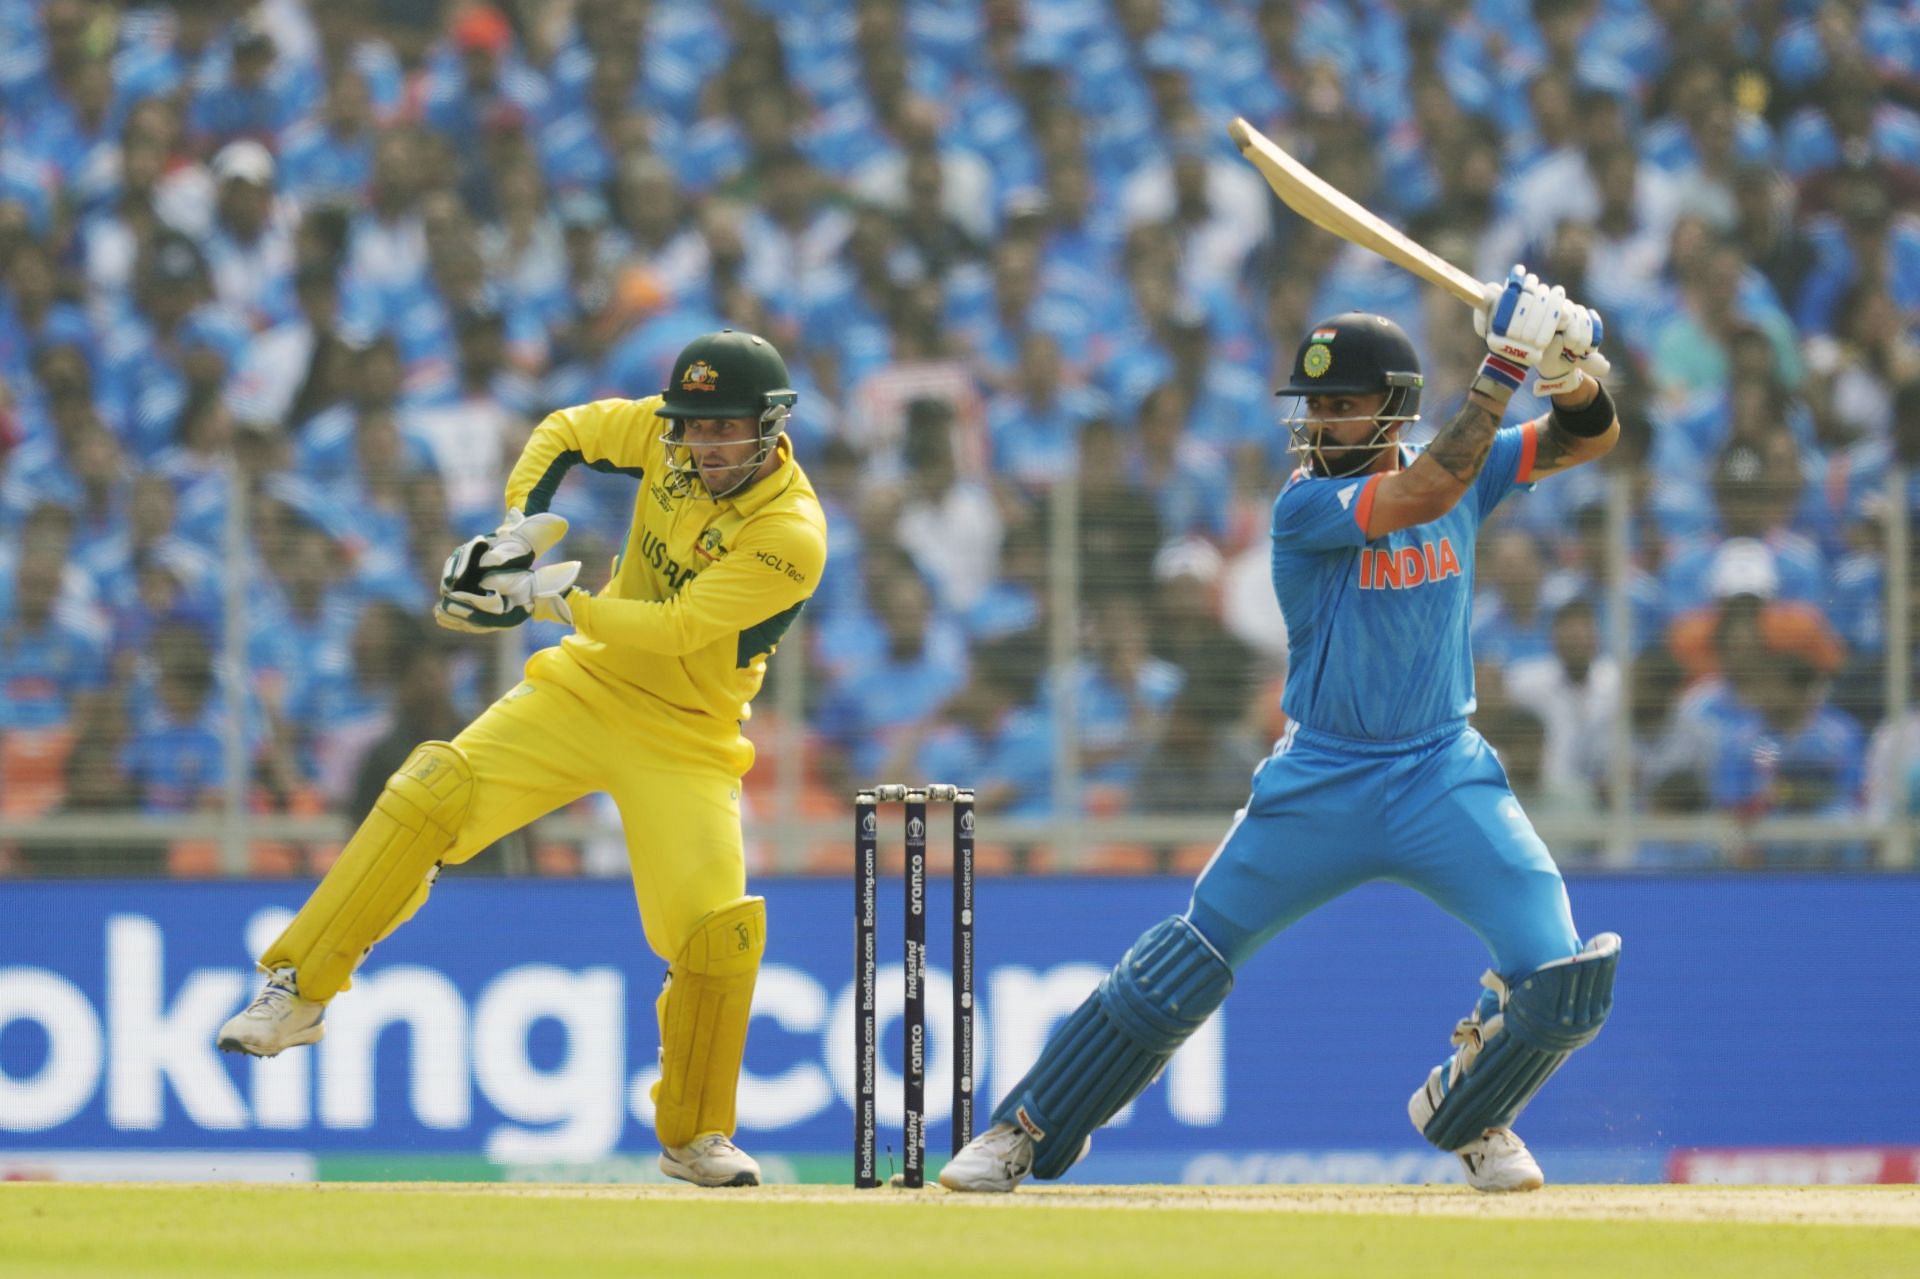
[
  {"xmin": 991, "ymin": 915, "xmax": 1234, "ymax": 1179},
  {"xmin": 1415, "ymin": 933, "xmax": 1620, "ymax": 1151}
]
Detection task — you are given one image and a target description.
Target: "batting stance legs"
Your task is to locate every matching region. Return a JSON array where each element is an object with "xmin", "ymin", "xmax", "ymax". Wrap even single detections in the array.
[
  {"xmin": 217, "ymin": 648, "xmax": 768, "ymax": 1186},
  {"xmin": 942, "ymin": 725, "xmax": 1619, "ymax": 1193}
]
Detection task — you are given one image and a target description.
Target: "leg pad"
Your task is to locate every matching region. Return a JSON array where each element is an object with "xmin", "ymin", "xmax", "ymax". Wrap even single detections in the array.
[
  {"xmin": 261, "ymin": 742, "xmax": 472, "ymax": 1001},
  {"xmin": 652, "ymin": 895, "xmax": 766, "ymax": 1148},
  {"xmin": 1415, "ymin": 933, "xmax": 1621, "ymax": 1151},
  {"xmin": 991, "ymin": 916, "xmax": 1233, "ymax": 1179}
]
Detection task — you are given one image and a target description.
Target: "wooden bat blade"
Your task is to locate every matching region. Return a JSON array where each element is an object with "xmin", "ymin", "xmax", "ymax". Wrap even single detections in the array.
[
  {"xmin": 1227, "ymin": 116, "xmax": 1483, "ymax": 307},
  {"xmin": 1227, "ymin": 117, "xmax": 1611, "ymax": 378}
]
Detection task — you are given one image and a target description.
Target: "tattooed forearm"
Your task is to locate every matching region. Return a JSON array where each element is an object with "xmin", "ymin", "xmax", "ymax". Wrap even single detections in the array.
[
  {"xmin": 1422, "ymin": 398, "xmax": 1503, "ymax": 485},
  {"xmin": 1532, "ymin": 419, "xmax": 1583, "ymax": 474}
]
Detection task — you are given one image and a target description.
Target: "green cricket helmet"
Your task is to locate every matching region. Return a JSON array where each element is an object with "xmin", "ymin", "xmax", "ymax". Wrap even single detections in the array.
[{"xmin": 655, "ymin": 329, "xmax": 797, "ymax": 498}]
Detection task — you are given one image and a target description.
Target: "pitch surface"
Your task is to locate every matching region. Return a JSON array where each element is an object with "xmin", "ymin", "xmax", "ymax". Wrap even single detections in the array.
[{"xmin": 2, "ymin": 1183, "xmax": 1914, "ymax": 1277}]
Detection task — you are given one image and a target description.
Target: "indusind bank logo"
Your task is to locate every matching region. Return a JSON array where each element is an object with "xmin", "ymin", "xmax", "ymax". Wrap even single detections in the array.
[{"xmin": 1358, "ymin": 537, "xmax": 1461, "ymax": 590}]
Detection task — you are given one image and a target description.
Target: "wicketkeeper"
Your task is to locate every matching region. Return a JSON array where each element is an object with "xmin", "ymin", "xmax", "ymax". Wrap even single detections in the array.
[{"xmin": 219, "ymin": 330, "xmax": 827, "ymax": 1188}]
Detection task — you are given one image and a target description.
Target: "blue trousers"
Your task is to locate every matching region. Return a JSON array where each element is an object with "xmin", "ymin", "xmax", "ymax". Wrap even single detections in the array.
[{"xmin": 1188, "ymin": 723, "xmax": 1580, "ymax": 1007}]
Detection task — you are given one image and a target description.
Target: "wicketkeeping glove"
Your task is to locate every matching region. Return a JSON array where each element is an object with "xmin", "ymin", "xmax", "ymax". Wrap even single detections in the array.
[{"xmin": 434, "ymin": 508, "xmax": 580, "ymax": 633}]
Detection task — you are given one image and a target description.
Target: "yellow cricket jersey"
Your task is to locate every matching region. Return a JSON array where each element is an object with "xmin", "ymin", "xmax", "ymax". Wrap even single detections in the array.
[{"xmin": 503, "ymin": 395, "xmax": 827, "ymax": 743}]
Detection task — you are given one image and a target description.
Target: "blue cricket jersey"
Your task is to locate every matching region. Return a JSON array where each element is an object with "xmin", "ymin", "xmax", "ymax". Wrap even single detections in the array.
[{"xmin": 1272, "ymin": 423, "xmax": 1540, "ymax": 742}]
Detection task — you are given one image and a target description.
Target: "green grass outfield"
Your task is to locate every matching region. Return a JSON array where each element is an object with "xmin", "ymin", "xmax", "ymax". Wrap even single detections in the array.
[{"xmin": 2, "ymin": 1184, "xmax": 1916, "ymax": 1279}]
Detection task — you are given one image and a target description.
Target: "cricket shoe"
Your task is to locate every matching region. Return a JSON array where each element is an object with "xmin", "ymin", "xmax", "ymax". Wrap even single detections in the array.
[
  {"xmin": 217, "ymin": 967, "xmax": 326, "ymax": 1057},
  {"xmin": 660, "ymin": 1133, "xmax": 761, "ymax": 1187},
  {"xmin": 1453, "ymin": 1128, "xmax": 1546, "ymax": 1193},
  {"xmin": 937, "ymin": 1122, "xmax": 1091, "ymax": 1193}
]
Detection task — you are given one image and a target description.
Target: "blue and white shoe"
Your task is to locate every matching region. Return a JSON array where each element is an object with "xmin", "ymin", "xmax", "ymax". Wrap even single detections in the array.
[{"xmin": 217, "ymin": 967, "xmax": 326, "ymax": 1057}]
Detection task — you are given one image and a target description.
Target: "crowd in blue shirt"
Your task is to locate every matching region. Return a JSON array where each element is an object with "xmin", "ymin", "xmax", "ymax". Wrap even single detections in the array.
[{"xmin": 1, "ymin": 0, "xmax": 1917, "ymax": 873}]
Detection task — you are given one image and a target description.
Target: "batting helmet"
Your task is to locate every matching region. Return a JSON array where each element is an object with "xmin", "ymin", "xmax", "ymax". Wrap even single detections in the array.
[{"xmin": 1276, "ymin": 313, "xmax": 1424, "ymax": 477}]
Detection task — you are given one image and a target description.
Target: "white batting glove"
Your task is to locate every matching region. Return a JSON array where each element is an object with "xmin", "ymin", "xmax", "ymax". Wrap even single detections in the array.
[
  {"xmin": 1532, "ymin": 304, "xmax": 1606, "ymax": 397},
  {"xmin": 1473, "ymin": 266, "xmax": 1566, "ymax": 369}
]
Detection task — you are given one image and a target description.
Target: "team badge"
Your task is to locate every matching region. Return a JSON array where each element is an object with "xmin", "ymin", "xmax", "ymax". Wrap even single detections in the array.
[
  {"xmin": 680, "ymin": 360, "xmax": 718, "ymax": 391},
  {"xmin": 1303, "ymin": 344, "xmax": 1333, "ymax": 377},
  {"xmin": 694, "ymin": 527, "xmax": 728, "ymax": 563}
]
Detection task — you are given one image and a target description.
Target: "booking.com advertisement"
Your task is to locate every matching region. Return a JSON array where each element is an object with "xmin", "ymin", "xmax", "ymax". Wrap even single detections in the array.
[{"xmin": 2, "ymin": 877, "xmax": 1917, "ymax": 1185}]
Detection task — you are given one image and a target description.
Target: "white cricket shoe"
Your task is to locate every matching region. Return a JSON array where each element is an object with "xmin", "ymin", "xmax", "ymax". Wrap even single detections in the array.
[
  {"xmin": 660, "ymin": 1133, "xmax": 761, "ymax": 1187},
  {"xmin": 939, "ymin": 1123, "xmax": 1034, "ymax": 1193},
  {"xmin": 1454, "ymin": 1128, "xmax": 1546, "ymax": 1193},
  {"xmin": 217, "ymin": 967, "xmax": 326, "ymax": 1057},
  {"xmin": 938, "ymin": 1122, "xmax": 1092, "ymax": 1193}
]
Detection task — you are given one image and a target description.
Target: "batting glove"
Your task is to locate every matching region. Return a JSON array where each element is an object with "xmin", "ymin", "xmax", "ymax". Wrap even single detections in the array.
[{"xmin": 1532, "ymin": 305, "xmax": 1606, "ymax": 398}]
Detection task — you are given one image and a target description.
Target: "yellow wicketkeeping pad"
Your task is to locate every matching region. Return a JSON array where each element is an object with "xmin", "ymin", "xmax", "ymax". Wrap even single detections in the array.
[
  {"xmin": 651, "ymin": 895, "xmax": 766, "ymax": 1147},
  {"xmin": 260, "ymin": 741, "xmax": 474, "ymax": 1001}
]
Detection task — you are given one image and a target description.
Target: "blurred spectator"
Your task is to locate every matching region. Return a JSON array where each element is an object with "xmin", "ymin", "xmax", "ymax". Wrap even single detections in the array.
[
  {"xmin": 1711, "ymin": 655, "xmax": 1868, "ymax": 865},
  {"xmin": 1505, "ymin": 597, "xmax": 1618, "ymax": 802},
  {"xmin": 1058, "ymin": 593, "xmax": 1182, "ymax": 801},
  {"xmin": 983, "ymin": 330, "xmax": 1103, "ymax": 486},
  {"xmin": 187, "ymin": 13, "xmax": 304, "ymax": 149},
  {"xmin": 119, "ymin": 620, "xmax": 227, "ymax": 815},
  {"xmin": 1076, "ymin": 415, "xmax": 1163, "ymax": 602},
  {"xmin": 0, "ymin": 504, "xmax": 109, "ymax": 740},
  {"xmin": 1473, "ymin": 526, "xmax": 1556, "ymax": 667},
  {"xmin": 279, "ymin": 61, "xmax": 378, "ymax": 204},
  {"xmin": 914, "ymin": 635, "xmax": 1053, "ymax": 818},
  {"xmin": 348, "ymin": 627, "xmax": 464, "ymax": 819},
  {"xmin": 816, "ymin": 545, "xmax": 968, "ymax": 783},
  {"xmin": 892, "ymin": 396, "xmax": 1001, "ymax": 615},
  {"xmin": 1136, "ymin": 678, "xmax": 1267, "ymax": 816},
  {"xmin": 204, "ymin": 140, "xmax": 298, "ymax": 331}
]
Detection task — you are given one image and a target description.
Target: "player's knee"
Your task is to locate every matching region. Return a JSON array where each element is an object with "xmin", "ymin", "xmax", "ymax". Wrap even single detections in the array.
[
  {"xmin": 1506, "ymin": 932, "xmax": 1620, "ymax": 1051},
  {"xmin": 674, "ymin": 896, "xmax": 766, "ymax": 976},
  {"xmin": 1098, "ymin": 916, "xmax": 1234, "ymax": 1047},
  {"xmin": 378, "ymin": 741, "xmax": 475, "ymax": 841},
  {"xmin": 1183, "ymin": 896, "xmax": 1261, "ymax": 971}
]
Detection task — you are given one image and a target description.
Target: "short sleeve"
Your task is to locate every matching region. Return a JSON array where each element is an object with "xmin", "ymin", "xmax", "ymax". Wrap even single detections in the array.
[
  {"xmin": 1472, "ymin": 423, "xmax": 1541, "ymax": 519},
  {"xmin": 1271, "ymin": 472, "xmax": 1379, "ymax": 552}
]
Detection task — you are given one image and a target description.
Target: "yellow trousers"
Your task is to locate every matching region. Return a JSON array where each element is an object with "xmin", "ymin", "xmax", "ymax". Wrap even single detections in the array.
[{"xmin": 440, "ymin": 646, "xmax": 753, "ymax": 961}]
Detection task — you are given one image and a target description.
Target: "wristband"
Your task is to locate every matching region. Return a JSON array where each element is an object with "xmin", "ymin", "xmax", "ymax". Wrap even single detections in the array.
[
  {"xmin": 1549, "ymin": 379, "xmax": 1616, "ymax": 438},
  {"xmin": 1471, "ymin": 353, "xmax": 1527, "ymax": 406}
]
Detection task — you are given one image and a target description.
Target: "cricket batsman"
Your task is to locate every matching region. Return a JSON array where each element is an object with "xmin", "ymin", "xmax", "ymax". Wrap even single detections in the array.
[
  {"xmin": 944, "ymin": 268, "xmax": 1622, "ymax": 1194},
  {"xmin": 218, "ymin": 329, "xmax": 827, "ymax": 1188}
]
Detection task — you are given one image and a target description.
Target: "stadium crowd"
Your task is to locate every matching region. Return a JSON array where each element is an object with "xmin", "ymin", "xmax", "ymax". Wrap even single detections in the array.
[{"xmin": 0, "ymin": 0, "xmax": 1916, "ymax": 875}]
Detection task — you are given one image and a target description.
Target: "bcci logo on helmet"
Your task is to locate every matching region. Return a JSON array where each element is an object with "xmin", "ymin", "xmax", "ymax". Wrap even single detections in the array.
[
  {"xmin": 680, "ymin": 360, "xmax": 718, "ymax": 391},
  {"xmin": 1303, "ymin": 344, "xmax": 1333, "ymax": 377}
]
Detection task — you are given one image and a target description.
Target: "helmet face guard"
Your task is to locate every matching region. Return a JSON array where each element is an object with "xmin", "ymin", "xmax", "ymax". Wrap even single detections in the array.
[
  {"xmin": 658, "ymin": 394, "xmax": 795, "ymax": 499},
  {"xmin": 654, "ymin": 329, "xmax": 796, "ymax": 499},
  {"xmin": 1274, "ymin": 313, "xmax": 1424, "ymax": 478},
  {"xmin": 1281, "ymin": 373, "xmax": 1422, "ymax": 477}
]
